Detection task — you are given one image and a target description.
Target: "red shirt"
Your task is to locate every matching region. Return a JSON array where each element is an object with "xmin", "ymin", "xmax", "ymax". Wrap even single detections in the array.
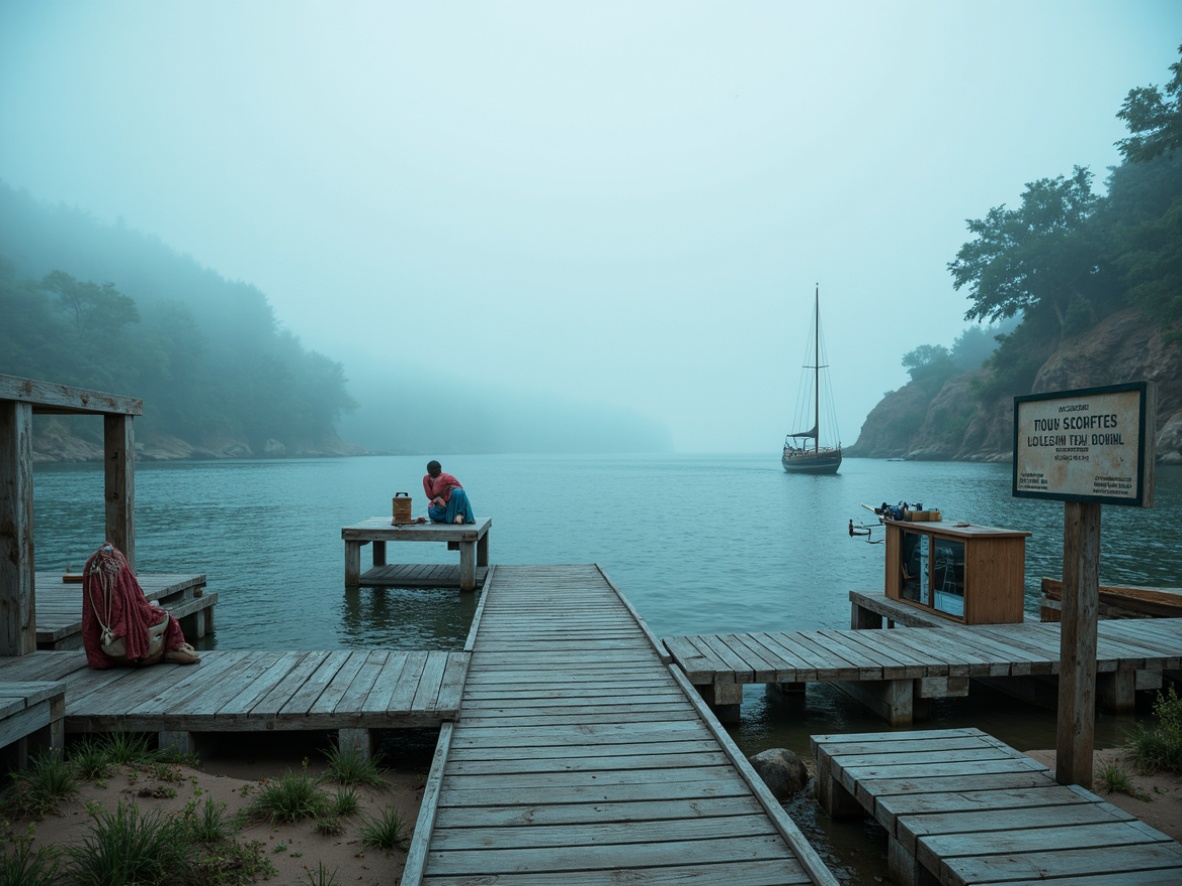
[{"xmin": 424, "ymin": 471, "xmax": 462, "ymax": 505}]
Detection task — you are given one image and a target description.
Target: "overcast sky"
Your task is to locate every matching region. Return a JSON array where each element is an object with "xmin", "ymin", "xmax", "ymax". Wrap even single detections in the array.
[{"xmin": 2, "ymin": 1, "xmax": 1180, "ymax": 452}]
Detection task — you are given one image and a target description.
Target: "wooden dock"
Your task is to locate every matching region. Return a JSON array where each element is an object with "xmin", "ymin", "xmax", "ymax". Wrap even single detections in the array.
[
  {"xmin": 0, "ymin": 648, "xmax": 467, "ymax": 758},
  {"xmin": 811, "ymin": 727, "xmax": 1182, "ymax": 885},
  {"xmin": 663, "ymin": 615, "xmax": 1182, "ymax": 724},
  {"xmin": 33, "ymin": 572, "xmax": 216, "ymax": 650},
  {"xmin": 403, "ymin": 564, "xmax": 838, "ymax": 885}
]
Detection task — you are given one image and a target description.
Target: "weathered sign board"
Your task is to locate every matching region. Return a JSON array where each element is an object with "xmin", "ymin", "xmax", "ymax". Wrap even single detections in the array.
[
  {"xmin": 1013, "ymin": 381, "xmax": 1155, "ymax": 507},
  {"xmin": 1012, "ymin": 380, "xmax": 1156, "ymax": 789}
]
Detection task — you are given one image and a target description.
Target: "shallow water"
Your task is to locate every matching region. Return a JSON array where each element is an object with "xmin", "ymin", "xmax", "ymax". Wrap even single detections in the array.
[{"xmin": 32, "ymin": 454, "xmax": 1182, "ymax": 884}]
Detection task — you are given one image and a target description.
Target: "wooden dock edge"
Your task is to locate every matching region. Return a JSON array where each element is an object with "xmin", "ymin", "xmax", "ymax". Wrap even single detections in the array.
[
  {"xmin": 399, "ymin": 720, "xmax": 453, "ymax": 886},
  {"xmin": 665, "ymin": 665, "xmax": 840, "ymax": 886},
  {"xmin": 462, "ymin": 564, "xmax": 495, "ymax": 653},
  {"xmin": 597, "ymin": 564, "xmax": 671, "ymax": 664}
]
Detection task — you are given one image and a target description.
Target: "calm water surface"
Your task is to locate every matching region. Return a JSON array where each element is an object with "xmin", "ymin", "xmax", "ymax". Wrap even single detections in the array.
[{"xmin": 32, "ymin": 455, "xmax": 1182, "ymax": 883}]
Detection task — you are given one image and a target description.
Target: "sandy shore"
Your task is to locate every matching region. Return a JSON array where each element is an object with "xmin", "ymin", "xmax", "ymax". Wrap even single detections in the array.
[
  {"xmin": 7, "ymin": 736, "xmax": 427, "ymax": 885},
  {"xmin": 6, "ymin": 742, "xmax": 1179, "ymax": 883}
]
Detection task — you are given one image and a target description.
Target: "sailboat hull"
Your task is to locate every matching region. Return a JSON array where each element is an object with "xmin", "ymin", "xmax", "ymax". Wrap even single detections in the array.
[{"xmin": 781, "ymin": 446, "xmax": 842, "ymax": 474}]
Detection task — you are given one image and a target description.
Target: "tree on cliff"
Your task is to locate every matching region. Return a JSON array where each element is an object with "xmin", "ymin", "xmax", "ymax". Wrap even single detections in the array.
[
  {"xmin": 1117, "ymin": 43, "xmax": 1182, "ymax": 163},
  {"xmin": 1112, "ymin": 44, "xmax": 1182, "ymax": 337},
  {"xmin": 947, "ymin": 166, "xmax": 1109, "ymax": 341}
]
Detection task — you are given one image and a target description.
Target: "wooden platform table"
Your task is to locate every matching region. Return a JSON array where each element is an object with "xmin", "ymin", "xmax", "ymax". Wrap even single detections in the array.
[{"xmin": 341, "ymin": 517, "xmax": 490, "ymax": 591}]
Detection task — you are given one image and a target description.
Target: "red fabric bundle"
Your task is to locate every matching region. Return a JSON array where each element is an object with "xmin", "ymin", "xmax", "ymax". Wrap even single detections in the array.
[{"xmin": 81, "ymin": 543, "xmax": 185, "ymax": 669}]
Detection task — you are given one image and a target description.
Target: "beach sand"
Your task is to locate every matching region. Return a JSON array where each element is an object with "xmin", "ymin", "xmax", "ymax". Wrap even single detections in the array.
[
  {"xmin": 6, "ymin": 735, "xmax": 427, "ymax": 885},
  {"xmin": 6, "ymin": 743, "xmax": 1179, "ymax": 883}
]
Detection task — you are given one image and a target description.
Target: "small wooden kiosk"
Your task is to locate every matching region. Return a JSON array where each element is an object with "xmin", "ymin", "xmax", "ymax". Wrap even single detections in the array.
[{"xmin": 884, "ymin": 518, "xmax": 1030, "ymax": 625}]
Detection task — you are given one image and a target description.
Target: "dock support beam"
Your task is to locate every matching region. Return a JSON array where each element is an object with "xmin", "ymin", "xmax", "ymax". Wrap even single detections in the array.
[{"xmin": 1057, "ymin": 501, "xmax": 1100, "ymax": 787}]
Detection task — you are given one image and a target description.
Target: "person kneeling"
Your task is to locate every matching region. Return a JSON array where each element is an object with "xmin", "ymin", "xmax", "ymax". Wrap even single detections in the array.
[{"xmin": 82, "ymin": 543, "xmax": 201, "ymax": 669}]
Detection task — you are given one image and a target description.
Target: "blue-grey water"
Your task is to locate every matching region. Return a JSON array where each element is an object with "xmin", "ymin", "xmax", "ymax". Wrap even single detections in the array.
[{"xmin": 31, "ymin": 455, "xmax": 1182, "ymax": 883}]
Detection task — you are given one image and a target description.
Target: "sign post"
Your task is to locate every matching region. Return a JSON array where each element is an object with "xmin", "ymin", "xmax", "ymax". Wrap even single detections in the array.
[{"xmin": 1013, "ymin": 381, "xmax": 1155, "ymax": 787}]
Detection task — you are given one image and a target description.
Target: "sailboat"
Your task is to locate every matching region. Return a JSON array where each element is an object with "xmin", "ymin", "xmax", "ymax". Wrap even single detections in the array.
[{"xmin": 782, "ymin": 285, "xmax": 842, "ymax": 474}]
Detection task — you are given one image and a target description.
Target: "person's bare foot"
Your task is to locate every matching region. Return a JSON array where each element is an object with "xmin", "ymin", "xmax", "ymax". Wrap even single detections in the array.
[{"xmin": 454, "ymin": 515, "xmax": 464, "ymax": 524}]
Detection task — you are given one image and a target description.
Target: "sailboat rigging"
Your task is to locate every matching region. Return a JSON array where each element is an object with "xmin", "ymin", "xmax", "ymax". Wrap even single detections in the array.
[{"xmin": 782, "ymin": 284, "xmax": 842, "ymax": 474}]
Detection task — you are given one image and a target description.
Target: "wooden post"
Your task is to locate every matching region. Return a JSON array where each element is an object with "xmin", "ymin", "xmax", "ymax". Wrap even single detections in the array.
[
  {"xmin": 104, "ymin": 413, "xmax": 135, "ymax": 568},
  {"xmin": 0, "ymin": 400, "xmax": 36, "ymax": 656},
  {"xmin": 1056, "ymin": 500, "xmax": 1101, "ymax": 786}
]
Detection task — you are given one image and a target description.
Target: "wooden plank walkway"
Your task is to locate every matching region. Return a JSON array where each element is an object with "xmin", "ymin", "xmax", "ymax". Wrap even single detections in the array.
[
  {"xmin": 34, "ymin": 572, "xmax": 217, "ymax": 650},
  {"xmin": 0, "ymin": 681, "xmax": 66, "ymax": 771},
  {"xmin": 403, "ymin": 564, "xmax": 838, "ymax": 886},
  {"xmin": 811, "ymin": 728, "xmax": 1182, "ymax": 885},
  {"xmin": 0, "ymin": 649, "xmax": 467, "ymax": 757},
  {"xmin": 663, "ymin": 617, "xmax": 1182, "ymax": 724}
]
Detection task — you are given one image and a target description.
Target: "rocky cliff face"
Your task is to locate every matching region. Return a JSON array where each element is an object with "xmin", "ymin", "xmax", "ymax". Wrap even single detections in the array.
[
  {"xmin": 31, "ymin": 430, "xmax": 367, "ymax": 463},
  {"xmin": 848, "ymin": 308, "xmax": 1182, "ymax": 464}
]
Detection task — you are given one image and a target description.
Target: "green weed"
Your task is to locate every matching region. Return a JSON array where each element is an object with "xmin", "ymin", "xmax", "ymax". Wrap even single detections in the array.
[
  {"xmin": 0, "ymin": 826, "xmax": 61, "ymax": 886},
  {"xmin": 244, "ymin": 769, "xmax": 329, "ymax": 824},
  {"xmin": 67, "ymin": 800, "xmax": 188, "ymax": 886},
  {"xmin": 2, "ymin": 751, "xmax": 78, "ymax": 819},
  {"xmin": 1097, "ymin": 761, "xmax": 1133, "ymax": 794},
  {"xmin": 1128, "ymin": 685, "xmax": 1182, "ymax": 774},
  {"xmin": 359, "ymin": 805, "xmax": 408, "ymax": 852},
  {"xmin": 322, "ymin": 744, "xmax": 387, "ymax": 789},
  {"xmin": 303, "ymin": 860, "xmax": 340, "ymax": 885}
]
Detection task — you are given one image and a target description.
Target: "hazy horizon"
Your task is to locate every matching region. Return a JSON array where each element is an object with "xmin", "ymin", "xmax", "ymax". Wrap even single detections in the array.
[{"xmin": 3, "ymin": 1, "xmax": 1179, "ymax": 452}]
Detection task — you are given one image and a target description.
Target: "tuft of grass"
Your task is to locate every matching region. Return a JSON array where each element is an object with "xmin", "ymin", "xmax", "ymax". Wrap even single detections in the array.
[
  {"xmin": 329, "ymin": 786, "xmax": 360, "ymax": 818},
  {"xmin": 183, "ymin": 797, "xmax": 235, "ymax": 844},
  {"xmin": 359, "ymin": 805, "xmax": 408, "ymax": 852},
  {"xmin": 322, "ymin": 744, "xmax": 387, "ymax": 789},
  {"xmin": 303, "ymin": 860, "xmax": 340, "ymax": 885},
  {"xmin": 94, "ymin": 732, "xmax": 161, "ymax": 766},
  {"xmin": 2, "ymin": 751, "xmax": 79, "ymax": 819},
  {"xmin": 1128, "ymin": 685, "xmax": 1182, "ymax": 774},
  {"xmin": 67, "ymin": 800, "xmax": 188, "ymax": 886},
  {"xmin": 0, "ymin": 825, "xmax": 61, "ymax": 886},
  {"xmin": 1097, "ymin": 761, "xmax": 1133, "ymax": 794},
  {"xmin": 244, "ymin": 768, "xmax": 329, "ymax": 824},
  {"xmin": 69, "ymin": 737, "xmax": 114, "ymax": 781}
]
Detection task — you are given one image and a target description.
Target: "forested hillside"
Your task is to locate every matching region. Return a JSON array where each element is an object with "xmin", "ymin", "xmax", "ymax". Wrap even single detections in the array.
[
  {"xmin": 0, "ymin": 184, "xmax": 356, "ymax": 457},
  {"xmin": 848, "ymin": 47, "xmax": 1182, "ymax": 464}
]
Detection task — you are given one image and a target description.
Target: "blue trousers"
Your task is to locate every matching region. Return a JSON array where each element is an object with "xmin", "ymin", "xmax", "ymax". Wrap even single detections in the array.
[{"xmin": 428, "ymin": 488, "xmax": 475, "ymax": 524}]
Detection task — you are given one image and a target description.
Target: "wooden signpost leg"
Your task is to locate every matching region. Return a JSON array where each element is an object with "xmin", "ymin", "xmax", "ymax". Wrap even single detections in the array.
[{"xmin": 1056, "ymin": 500, "xmax": 1101, "ymax": 787}]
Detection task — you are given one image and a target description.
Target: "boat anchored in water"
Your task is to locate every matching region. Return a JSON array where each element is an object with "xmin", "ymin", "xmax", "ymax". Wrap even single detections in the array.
[{"xmin": 782, "ymin": 284, "xmax": 842, "ymax": 474}]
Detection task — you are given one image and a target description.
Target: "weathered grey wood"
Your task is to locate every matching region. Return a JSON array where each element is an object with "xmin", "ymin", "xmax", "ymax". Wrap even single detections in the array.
[
  {"xmin": 0, "ymin": 375, "xmax": 142, "ymax": 415},
  {"xmin": 103, "ymin": 413, "xmax": 135, "ymax": 567},
  {"xmin": 811, "ymin": 727, "xmax": 1182, "ymax": 886},
  {"xmin": 406, "ymin": 564, "xmax": 837, "ymax": 885},
  {"xmin": 1059, "ymin": 500, "xmax": 1101, "ymax": 787},
  {"xmin": 0, "ymin": 400, "xmax": 35, "ymax": 657},
  {"xmin": 665, "ymin": 617, "xmax": 1182, "ymax": 724},
  {"xmin": 342, "ymin": 517, "xmax": 491, "ymax": 590}
]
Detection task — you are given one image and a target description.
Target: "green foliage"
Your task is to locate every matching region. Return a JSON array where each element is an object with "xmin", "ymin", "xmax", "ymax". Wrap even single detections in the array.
[
  {"xmin": 67, "ymin": 800, "xmax": 189, "ymax": 886},
  {"xmin": 1117, "ymin": 43, "xmax": 1182, "ymax": 163},
  {"xmin": 182, "ymin": 797, "xmax": 235, "ymax": 845},
  {"xmin": 243, "ymin": 768, "xmax": 329, "ymax": 824},
  {"xmin": 949, "ymin": 166, "xmax": 1104, "ymax": 339},
  {"xmin": 2, "ymin": 751, "xmax": 78, "ymax": 820},
  {"xmin": 359, "ymin": 806, "xmax": 408, "ymax": 852},
  {"xmin": 1097, "ymin": 761, "xmax": 1133, "ymax": 794},
  {"xmin": 303, "ymin": 861, "xmax": 340, "ymax": 886},
  {"xmin": 0, "ymin": 184, "xmax": 356, "ymax": 452},
  {"xmin": 322, "ymin": 743, "xmax": 387, "ymax": 789},
  {"xmin": 0, "ymin": 824, "xmax": 61, "ymax": 886},
  {"xmin": 1128, "ymin": 685, "xmax": 1182, "ymax": 775}
]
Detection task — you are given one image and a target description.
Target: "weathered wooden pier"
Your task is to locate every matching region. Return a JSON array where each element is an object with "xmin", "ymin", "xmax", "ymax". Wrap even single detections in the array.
[
  {"xmin": 403, "ymin": 564, "xmax": 837, "ymax": 885},
  {"xmin": 812, "ymin": 727, "xmax": 1182, "ymax": 885},
  {"xmin": 664, "ymin": 598, "xmax": 1182, "ymax": 725}
]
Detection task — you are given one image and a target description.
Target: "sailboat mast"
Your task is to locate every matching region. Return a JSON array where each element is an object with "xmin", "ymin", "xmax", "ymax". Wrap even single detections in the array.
[{"xmin": 813, "ymin": 284, "xmax": 819, "ymax": 454}]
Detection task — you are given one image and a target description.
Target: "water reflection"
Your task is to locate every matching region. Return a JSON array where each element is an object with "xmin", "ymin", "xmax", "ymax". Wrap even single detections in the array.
[{"xmin": 338, "ymin": 585, "xmax": 477, "ymax": 650}]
